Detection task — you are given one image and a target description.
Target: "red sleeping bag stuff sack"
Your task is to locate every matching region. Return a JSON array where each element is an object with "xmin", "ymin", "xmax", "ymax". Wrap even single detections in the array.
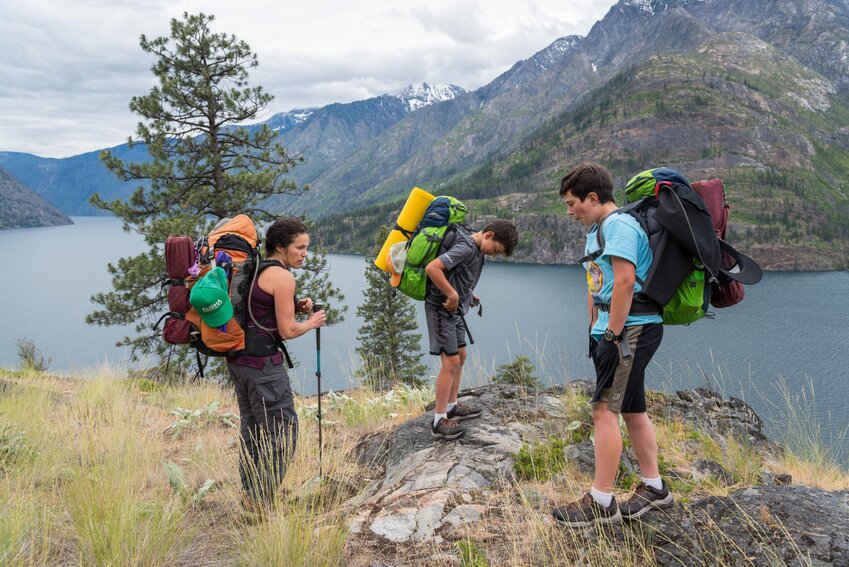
[
  {"xmin": 163, "ymin": 235, "xmax": 197, "ymax": 344},
  {"xmin": 691, "ymin": 179, "xmax": 745, "ymax": 308}
]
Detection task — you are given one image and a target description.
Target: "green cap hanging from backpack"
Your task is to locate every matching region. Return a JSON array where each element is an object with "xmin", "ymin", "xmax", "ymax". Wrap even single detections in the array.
[{"xmin": 189, "ymin": 266, "xmax": 233, "ymax": 328}]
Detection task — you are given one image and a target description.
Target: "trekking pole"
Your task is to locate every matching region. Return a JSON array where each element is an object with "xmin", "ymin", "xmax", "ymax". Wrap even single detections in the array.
[{"xmin": 313, "ymin": 304, "xmax": 323, "ymax": 479}]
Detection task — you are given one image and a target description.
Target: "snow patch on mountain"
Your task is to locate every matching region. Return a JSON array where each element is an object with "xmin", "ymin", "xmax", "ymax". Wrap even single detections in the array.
[
  {"xmin": 623, "ymin": 0, "xmax": 656, "ymax": 15},
  {"xmin": 621, "ymin": 0, "xmax": 706, "ymax": 17},
  {"xmin": 266, "ymin": 108, "xmax": 316, "ymax": 132},
  {"xmin": 392, "ymin": 82, "xmax": 467, "ymax": 112}
]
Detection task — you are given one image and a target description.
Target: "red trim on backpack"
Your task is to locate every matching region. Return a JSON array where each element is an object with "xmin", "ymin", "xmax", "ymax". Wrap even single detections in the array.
[{"xmin": 654, "ymin": 181, "xmax": 673, "ymax": 198}]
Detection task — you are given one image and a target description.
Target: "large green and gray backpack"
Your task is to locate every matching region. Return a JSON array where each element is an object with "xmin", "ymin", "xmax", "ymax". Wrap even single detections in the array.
[
  {"xmin": 395, "ymin": 196, "xmax": 468, "ymax": 301},
  {"xmin": 583, "ymin": 167, "xmax": 722, "ymax": 325}
]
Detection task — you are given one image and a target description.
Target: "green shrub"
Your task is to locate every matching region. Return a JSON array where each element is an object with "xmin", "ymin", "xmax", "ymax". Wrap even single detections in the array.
[
  {"xmin": 15, "ymin": 338, "xmax": 51, "ymax": 373},
  {"xmin": 513, "ymin": 436, "xmax": 568, "ymax": 481},
  {"xmin": 165, "ymin": 401, "xmax": 238, "ymax": 439},
  {"xmin": 493, "ymin": 355, "xmax": 541, "ymax": 389},
  {"xmin": 0, "ymin": 425, "xmax": 31, "ymax": 473},
  {"xmin": 458, "ymin": 538, "xmax": 487, "ymax": 567},
  {"xmin": 162, "ymin": 461, "xmax": 216, "ymax": 504}
]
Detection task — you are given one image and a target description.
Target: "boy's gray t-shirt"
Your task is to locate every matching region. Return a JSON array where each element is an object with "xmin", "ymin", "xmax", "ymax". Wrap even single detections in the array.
[{"xmin": 426, "ymin": 228, "xmax": 484, "ymax": 315}]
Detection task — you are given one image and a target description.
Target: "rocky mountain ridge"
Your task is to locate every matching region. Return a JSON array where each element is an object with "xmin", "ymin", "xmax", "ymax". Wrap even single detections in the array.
[
  {"xmin": 312, "ymin": 0, "xmax": 849, "ymax": 269},
  {"xmin": 0, "ymin": 82, "xmax": 467, "ymax": 216}
]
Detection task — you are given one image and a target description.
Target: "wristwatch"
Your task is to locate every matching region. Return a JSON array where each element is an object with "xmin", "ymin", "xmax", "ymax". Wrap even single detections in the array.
[{"xmin": 603, "ymin": 328, "xmax": 621, "ymax": 342}]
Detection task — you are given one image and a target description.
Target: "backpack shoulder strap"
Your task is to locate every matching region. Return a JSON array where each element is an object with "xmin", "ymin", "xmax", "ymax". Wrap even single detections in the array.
[
  {"xmin": 438, "ymin": 223, "xmax": 466, "ymax": 254},
  {"xmin": 248, "ymin": 258, "xmax": 294, "ymax": 369},
  {"xmin": 578, "ymin": 206, "xmax": 649, "ymax": 288},
  {"xmin": 578, "ymin": 210, "xmax": 622, "ymax": 264}
]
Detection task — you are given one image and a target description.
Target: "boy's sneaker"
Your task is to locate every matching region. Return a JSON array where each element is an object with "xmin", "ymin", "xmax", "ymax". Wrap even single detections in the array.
[
  {"xmin": 432, "ymin": 417, "xmax": 465, "ymax": 440},
  {"xmin": 620, "ymin": 482, "xmax": 674, "ymax": 520},
  {"xmin": 447, "ymin": 401, "xmax": 482, "ymax": 421},
  {"xmin": 552, "ymin": 493, "xmax": 621, "ymax": 527}
]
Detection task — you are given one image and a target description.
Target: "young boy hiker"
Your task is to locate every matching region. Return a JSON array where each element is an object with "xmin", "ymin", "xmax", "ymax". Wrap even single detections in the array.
[
  {"xmin": 552, "ymin": 162, "xmax": 673, "ymax": 527},
  {"xmin": 426, "ymin": 219, "xmax": 519, "ymax": 441}
]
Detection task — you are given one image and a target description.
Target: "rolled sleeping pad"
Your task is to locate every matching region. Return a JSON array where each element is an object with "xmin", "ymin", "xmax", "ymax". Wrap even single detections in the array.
[{"xmin": 375, "ymin": 187, "xmax": 435, "ymax": 271}]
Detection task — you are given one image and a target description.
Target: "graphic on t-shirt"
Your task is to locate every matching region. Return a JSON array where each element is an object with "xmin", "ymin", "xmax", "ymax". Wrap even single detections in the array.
[{"xmin": 586, "ymin": 260, "xmax": 603, "ymax": 294}]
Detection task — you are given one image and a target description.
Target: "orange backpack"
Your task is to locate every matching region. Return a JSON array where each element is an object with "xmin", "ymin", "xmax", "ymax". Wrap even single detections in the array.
[{"xmin": 160, "ymin": 215, "xmax": 291, "ymax": 373}]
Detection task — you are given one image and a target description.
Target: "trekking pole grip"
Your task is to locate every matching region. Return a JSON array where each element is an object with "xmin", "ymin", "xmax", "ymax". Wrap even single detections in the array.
[{"xmin": 313, "ymin": 303, "xmax": 322, "ymax": 352}]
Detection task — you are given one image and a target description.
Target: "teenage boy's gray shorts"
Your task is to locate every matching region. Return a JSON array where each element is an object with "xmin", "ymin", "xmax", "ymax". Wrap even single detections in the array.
[{"xmin": 425, "ymin": 302, "xmax": 467, "ymax": 356}]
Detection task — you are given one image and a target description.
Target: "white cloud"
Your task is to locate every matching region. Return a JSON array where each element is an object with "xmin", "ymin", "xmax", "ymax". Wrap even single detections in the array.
[{"xmin": 0, "ymin": 0, "xmax": 617, "ymax": 157}]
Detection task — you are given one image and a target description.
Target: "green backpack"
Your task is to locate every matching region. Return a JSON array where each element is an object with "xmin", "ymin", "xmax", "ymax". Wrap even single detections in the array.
[{"xmin": 394, "ymin": 196, "xmax": 468, "ymax": 301}]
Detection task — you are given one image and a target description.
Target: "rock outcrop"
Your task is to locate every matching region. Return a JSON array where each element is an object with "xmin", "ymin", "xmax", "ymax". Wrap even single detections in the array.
[
  {"xmin": 347, "ymin": 385, "xmax": 564, "ymax": 543},
  {"xmin": 342, "ymin": 382, "xmax": 847, "ymax": 565},
  {"xmin": 648, "ymin": 485, "xmax": 849, "ymax": 566}
]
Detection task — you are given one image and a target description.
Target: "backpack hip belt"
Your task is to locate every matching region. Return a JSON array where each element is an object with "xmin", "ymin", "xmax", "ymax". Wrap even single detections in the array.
[{"xmin": 595, "ymin": 297, "xmax": 660, "ymax": 315}]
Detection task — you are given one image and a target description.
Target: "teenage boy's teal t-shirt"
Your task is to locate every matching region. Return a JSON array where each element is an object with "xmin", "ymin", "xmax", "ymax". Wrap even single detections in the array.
[{"xmin": 584, "ymin": 214, "xmax": 662, "ymax": 339}]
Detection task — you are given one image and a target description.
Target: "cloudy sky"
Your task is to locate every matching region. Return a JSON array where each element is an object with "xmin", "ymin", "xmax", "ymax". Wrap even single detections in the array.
[{"xmin": 0, "ymin": 0, "xmax": 620, "ymax": 158}]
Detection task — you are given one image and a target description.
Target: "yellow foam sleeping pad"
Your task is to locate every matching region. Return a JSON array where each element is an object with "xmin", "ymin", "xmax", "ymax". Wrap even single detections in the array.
[{"xmin": 374, "ymin": 187, "xmax": 435, "ymax": 272}]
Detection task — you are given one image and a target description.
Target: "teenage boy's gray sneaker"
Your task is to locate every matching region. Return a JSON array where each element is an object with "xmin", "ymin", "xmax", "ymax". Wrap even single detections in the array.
[
  {"xmin": 447, "ymin": 401, "xmax": 482, "ymax": 421},
  {"xmin": 620, "ymin": 482, "xmax": 674, "ymax": 520},
  {"xmin": 552, "ymin": 493, "xmax": 621, "ymax": 527},
  {"xmin": 432, "ymin": 417, "xmax": 465, "ymax": 440}
]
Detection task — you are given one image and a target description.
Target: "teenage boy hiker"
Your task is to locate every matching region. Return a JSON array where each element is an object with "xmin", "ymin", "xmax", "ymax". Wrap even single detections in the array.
[
  {"xmin": 426, "ymin": 219, "xmax": 519, "ymax": 441},
  {"xmin": 552, "ymin": 162, "xmax": 673, "ymax": 527}
]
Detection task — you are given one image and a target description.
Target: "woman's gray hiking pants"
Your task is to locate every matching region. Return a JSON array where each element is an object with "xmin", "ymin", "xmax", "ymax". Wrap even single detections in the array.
[{"xmin": 227, "ymin": 358, "xmax": 298, "ymax": 504}]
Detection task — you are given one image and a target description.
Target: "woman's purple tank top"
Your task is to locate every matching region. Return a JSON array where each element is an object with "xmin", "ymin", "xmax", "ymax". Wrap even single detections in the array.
[{"xmin": 228, "ymin": 278, "xmax": 283, "ymax": 368}]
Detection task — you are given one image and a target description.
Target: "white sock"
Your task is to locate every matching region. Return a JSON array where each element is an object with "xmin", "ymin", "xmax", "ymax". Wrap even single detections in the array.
[
  {"xmin": 641, "ymin": 476, "xmax": 663, "ymax": 491},
  {"xmin": 447, "ymin": 402, "xmax": 457, "ymax": 412},
  {"xmin": 590, "ymin": 486, "xmax": 613, "ymax": 508},
  {"xmin": 434, "ymin": 412, "xmax": 447, "ymax": 427}
]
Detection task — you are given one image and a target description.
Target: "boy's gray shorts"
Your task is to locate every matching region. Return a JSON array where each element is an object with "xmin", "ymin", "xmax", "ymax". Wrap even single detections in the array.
[{"xmin": 425, "ymin": 302, "xmax": 466, "ymax": 356}]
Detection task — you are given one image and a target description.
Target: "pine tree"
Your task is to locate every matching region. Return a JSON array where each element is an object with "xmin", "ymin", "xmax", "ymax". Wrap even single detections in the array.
[
  {"xmin": 355, "ymin": 227, "xmax": 427, "ymax": 390},
  {"xmin": 87, "ymin": 13, "xmax": 343, "ymax": 369}
]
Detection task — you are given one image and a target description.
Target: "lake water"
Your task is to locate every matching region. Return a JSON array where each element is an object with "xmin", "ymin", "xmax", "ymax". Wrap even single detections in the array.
[{"xmin": 1, "ymin": 217, "xmax": 847, "ymax": 462}]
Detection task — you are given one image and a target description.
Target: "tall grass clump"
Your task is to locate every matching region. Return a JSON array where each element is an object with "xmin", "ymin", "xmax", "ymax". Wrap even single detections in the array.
[
  {"xmin": 0, "ymin": 494, "xmax": 58, "ymax": 567},
  {"xmin": 229, "ymin": 497, "xmax": 348, "ymax": 567},
  {"xmin": 0, "ymin": 375, "xmax": 74, "ymax": 563},
  {"xmin": 61, "ymin": 374, "xmax": 193, "ymax": 565},
  {"xmin": 770, "ymin": 378, "xmax": 849, "ymax": 489},
  {"xmin": 228, "ymin": 413, "xmax": 355, "ymax": 567}
]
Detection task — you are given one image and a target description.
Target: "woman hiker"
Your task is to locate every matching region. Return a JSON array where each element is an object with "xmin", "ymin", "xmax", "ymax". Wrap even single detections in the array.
[{"xmin": 226, "ymin": 217, "xmax": 326, "ymax": 513}]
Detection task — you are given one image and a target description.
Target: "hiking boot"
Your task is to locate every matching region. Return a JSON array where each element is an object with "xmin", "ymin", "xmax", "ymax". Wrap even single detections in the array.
[
  {"xmin": 620, "ymin": 482, "xmax": 674, "ymax": 520},
  {"xmin": 552, "ymin": 493, "xmax": 621, "ymax": 528},
  {"xmin": 431, "ymin": 417, "xmax": 465, "ymax": 440},
  {"xmin": 447, "ymin": 401, "xmax": 482, "ymax": 421}
]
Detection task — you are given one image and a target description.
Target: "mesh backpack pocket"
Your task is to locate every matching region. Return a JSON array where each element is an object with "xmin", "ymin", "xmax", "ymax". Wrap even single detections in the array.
[{"xmin": 661, "ymin": 267, "xmax": 709, "ymax": 325}]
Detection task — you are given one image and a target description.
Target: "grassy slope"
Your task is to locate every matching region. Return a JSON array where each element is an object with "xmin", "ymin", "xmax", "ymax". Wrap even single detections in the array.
[{"xmin": 0, "ymin": 365, "xmax": 845, "ymax": 566}]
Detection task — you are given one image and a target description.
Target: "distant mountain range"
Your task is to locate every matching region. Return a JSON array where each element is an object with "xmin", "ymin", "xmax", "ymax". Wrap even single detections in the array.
[
  {"xmin": 0, "ymin": 82, "xmax": 467, "ymax": 216},
  {"xmin": 2, "ymin": 0, "xmax": 849, "ymax": 269},
  {"xmin": 0, "ymin": 165, "xmax": 71, "ymax": 229}
]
